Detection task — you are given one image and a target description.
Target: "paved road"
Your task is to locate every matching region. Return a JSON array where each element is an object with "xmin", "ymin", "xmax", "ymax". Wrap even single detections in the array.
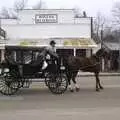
[{"xmin": 0, "ymin": 76, "xmax": 120, "ymax": 120}]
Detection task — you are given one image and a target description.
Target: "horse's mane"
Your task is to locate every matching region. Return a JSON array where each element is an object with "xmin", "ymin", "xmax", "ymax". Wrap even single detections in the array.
[{"xmin": 96, "ymin": 49, "xmax": 103, "ymax": 56}]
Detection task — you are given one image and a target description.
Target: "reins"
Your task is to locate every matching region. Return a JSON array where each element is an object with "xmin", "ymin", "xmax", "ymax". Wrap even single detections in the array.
[
  {"xmin": 65, "ymin": 62, "xmax": 101, "ymax": 73},
  {"xmin": 79, "ymin": 62, "xmax": 101, "ymax": 69}
]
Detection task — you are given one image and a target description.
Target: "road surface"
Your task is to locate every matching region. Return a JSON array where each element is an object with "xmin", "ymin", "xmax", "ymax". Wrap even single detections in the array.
[{"xmin": 0, "ymin": 76, "xmax": 120, "ymax": 120}]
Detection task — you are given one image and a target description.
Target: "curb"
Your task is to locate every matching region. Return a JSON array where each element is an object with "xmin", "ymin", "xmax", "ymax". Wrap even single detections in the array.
[{"xmin": 77, "ymin": 72, "xmax": 120, "ymax": 77}]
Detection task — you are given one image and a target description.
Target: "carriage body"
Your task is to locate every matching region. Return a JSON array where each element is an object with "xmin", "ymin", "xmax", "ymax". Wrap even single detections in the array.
[
  {"xmin": 0, "ymin": 46, "xmax": 68, "ymax": 95},
  {"xmin": 2, "ymin": 46, "xmax": 45, "ymax": 77}
]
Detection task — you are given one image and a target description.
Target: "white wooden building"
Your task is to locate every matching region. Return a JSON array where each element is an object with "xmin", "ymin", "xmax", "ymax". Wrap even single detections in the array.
[{"xmin": 0, "ymin": 9, "xmax": 97, "ymax": 60}]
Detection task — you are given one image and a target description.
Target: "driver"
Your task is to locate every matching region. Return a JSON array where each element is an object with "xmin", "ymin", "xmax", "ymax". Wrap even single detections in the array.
[
  {"xmin": 47, "ymin": 40, "xmax": 58, "ymax": 61},
  {"xmin": 42, "ymin": 40, "xmax": 59, "ymax": 70}
]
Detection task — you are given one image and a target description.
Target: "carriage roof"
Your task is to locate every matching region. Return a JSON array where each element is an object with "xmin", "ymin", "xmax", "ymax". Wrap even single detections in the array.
[{"xmin": 5, "ymin": 45, "xmax": 45, "ymax": 51}]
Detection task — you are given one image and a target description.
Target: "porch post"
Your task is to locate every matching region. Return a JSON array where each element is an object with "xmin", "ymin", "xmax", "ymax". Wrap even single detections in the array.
[
  {"xmin": 86, "ymin": 49, "xmax": 91, "ymax": 57},
  {"xmin": 102, "ymin": 58, "xmax": 105, "ymax": 72},
  {"xmin": 73, "ymin": 48, "xmax": 76, "ymax": 56}
]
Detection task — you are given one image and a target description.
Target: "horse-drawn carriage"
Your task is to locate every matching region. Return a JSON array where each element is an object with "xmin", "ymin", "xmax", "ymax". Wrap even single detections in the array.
[{"xmin": 0, "ymin": 46, "xmax": 68, "ymax": 95}]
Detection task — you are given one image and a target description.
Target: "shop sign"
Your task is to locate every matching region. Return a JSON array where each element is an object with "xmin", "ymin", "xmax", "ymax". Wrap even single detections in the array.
[{"xmin": 35, "ymin": 14, "xmax": 57, "ymax": 23}]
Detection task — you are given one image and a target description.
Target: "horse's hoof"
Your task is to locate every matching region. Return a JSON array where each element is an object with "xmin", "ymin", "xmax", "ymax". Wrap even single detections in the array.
[
  {"xmin": 100, "ymin": 86, "xmax": 104, "ymax": 90},
  {"xmin": 96, "ymin": 88, "xmax": 100, "ymax": 92},
  {"xmin": 70, "ymin": 89, "xmax": 74, "ymax": 92},
  {"xmin": 76, "ymin": 88, "xmax": 80, "ymax": 92}
]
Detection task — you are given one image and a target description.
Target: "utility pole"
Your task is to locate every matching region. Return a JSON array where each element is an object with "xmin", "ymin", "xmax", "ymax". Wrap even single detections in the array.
[
  {"xmin": 100, "ymin": 29, "xmax": 105, "ymax": 71},
  {"xmin": 101, "ymin": 29, "xmax": 103, "ymax": 48},
  {"xmin": 0, "ymin": 18, "xmax": 1, "ymax": 40}
]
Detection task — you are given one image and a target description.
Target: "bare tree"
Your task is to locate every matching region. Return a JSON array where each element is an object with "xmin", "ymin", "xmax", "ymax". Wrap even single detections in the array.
[
  {"xmin": 0, "ymin": 7, "xmax": 11, "ymax": 18},
  {"xmin": 93, "ymin": 12, "xmax": 106, "ymax": 43},
  {"xmin": 0, "ymin": 0, "xmax": 27, "ymax": 19},
  {"xmin": 32, "ymin": 0, "xmax": 47, "ymax": 9},
  {"xmin": 14, "ymin": 0, "xmax": 27, "ymax": 13},
  {"xmin": 112, "ymin": 2, "xmax": 120, "ymax": 25},
  {"xmin": 12, "ymin": 0, "xmax": 27, "ymax": 18}
]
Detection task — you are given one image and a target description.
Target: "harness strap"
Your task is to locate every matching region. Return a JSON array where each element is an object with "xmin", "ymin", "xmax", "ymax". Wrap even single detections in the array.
[
  {"xmin": 79, "ymin": 62, "xmax": 100, "ymax": 69},
  {"xmin": 66, "ymin": 62, "xmax": 101, "ymax": 73}
]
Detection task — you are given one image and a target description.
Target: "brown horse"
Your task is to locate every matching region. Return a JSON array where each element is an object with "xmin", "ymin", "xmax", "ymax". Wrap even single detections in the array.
[{"xmin": 62, "ymin": 48, "xmax": 110, "ymax": 92}]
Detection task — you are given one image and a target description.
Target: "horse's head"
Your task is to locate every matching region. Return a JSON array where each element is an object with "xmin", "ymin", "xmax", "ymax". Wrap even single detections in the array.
[{"xmin": 96, "ymin": 47, "xmax": 110, "ymax": 59}]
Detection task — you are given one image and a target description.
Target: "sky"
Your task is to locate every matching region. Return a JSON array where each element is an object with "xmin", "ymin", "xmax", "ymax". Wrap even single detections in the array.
[{"xmin": 0, "ymin": 0, "xmax": 118, "ymax": 17}]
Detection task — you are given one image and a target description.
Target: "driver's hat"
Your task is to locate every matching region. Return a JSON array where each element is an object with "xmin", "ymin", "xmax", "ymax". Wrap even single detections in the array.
[{"xmin": 49, "ymin": 40, "xmax": 56, "ymax": 45}]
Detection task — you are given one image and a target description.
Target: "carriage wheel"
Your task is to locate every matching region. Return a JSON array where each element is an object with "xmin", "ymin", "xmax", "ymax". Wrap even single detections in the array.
[
  {"xmin": 44, "ymin": 73, "xmax": 50, "ymax": 86},
  {"xmin": 0, "ymin": 72, "xmax": 19, "ymax": 95},
  {"xmin": 16, "ymin": 78, "xmax": 25, "ymax": 88},
  {"xmin": 45, "ymin": 78, "xmax": 49, "ymax": 86},
  {"xmin": 48, "ymin": 73, "xmax": 68, "ymax": 94}
]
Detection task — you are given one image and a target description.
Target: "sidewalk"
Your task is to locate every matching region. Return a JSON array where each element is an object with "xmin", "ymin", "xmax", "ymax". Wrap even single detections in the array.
[
  {"xmin": 0, "ymin": 69, "xmax": 120, "ymax": 77},
  {"xmin": 78, "ymin": 72, "xmax": 120, "ymax": 77}
]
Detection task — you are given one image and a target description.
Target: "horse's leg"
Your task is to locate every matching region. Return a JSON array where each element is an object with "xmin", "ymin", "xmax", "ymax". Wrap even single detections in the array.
[
  {"xmin": 67, "ymin": 72, "xmax": 74, "ymax": 92},
  {"xmin": 97, "ymin": 72, "xmax": 104, "ymax": 90},
  {"xmin": 72, "ymin": 71, "xmax": 80, "ymax": 92},
  {"xmin": 95, "ymin": 72, "xmax": 100, "ymax": 91}
]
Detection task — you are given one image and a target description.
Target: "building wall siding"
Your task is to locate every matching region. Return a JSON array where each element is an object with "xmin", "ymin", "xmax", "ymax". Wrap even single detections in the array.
[{"xmin": 2, "ymin": 24, "xmax": 91, "ymax": 40}]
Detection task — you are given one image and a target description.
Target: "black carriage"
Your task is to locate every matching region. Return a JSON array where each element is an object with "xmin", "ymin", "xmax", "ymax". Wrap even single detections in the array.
[{"xmin": 0, "ymin": 46, "xmax": 68, "ymax": 95}]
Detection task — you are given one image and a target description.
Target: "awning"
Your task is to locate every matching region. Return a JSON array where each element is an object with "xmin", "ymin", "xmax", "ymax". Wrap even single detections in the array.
[
  {"xmin": 6, "ymin": 38, "xmax": 97, "ymax": 49},
  {"xmin": 104, "ymin": 42, "xmax": 120, "ymax": 50},
  {"xmin": 62, "ymin": 38, "xmax": 97, "ymax": 48}
]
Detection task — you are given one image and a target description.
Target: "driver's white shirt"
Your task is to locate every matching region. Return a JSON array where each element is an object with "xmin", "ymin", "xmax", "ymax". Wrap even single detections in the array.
[
  {"xmin": 42, "ymin": 46, "xmax": 57, "ymax": 70},
  {"xmin": 47, "ymin": 46, "xmax": 56, "ymax": 53}
]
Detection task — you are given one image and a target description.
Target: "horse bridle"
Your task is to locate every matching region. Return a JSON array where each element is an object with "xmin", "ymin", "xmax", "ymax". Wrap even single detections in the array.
[{"xmin": 96, "ymin": 48, "xmax": 108, "ymax": 59}]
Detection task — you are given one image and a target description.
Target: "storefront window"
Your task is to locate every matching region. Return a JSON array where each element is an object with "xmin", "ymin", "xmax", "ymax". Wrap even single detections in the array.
[
  {"xmin": 23, "ymin": 51, "xmax": 32, "ymax": 64},
  {"xmin": 57, "ymin": 49, "xmax": 74, "ymax": 57},
  {"xmin": 76, "ymin": 49, "xmax": 86, "ymax": 57}
]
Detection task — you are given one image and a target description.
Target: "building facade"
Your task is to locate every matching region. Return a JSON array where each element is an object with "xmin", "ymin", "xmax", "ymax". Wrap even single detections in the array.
[
  {"xmin": 0, "ymin": 9, "xmax": 97, "ymax": 60},
  {"xmin": 104, "ymin": 42, "xmax": 120, "ymax": 71}
]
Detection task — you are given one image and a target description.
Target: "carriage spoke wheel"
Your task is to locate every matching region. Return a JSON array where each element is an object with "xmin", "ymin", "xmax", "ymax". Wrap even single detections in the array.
[
  {"xmin": 48, "ymin": 73, "xmax": 68, "ymax": 94},
  {"xmin": 0, "ymin": 72, "xmax": 19, "ymax": 95},
  {"xmin": 15, "ymin": 78, "xmax": 26, "ymax": 88},
  {"xmin": 45, "ymin": 73, "xmax": 51, "ymax": 86}
]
